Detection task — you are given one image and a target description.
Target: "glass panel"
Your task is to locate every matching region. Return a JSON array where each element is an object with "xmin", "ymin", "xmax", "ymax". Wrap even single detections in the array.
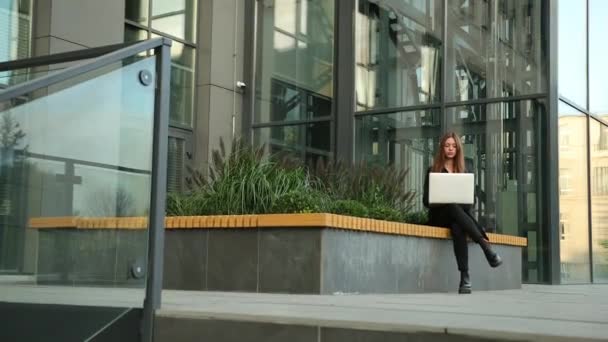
[
  {"xmin": 171, "ymin": 41, "xmax": 195, "ymax": 127},
  {"xmin": 0, "ymin": 0, "xmax": 33, "ymax": 86},
  {"xmin": 445, "ymin": 101, "xmax": 543, "ymax": 235},
  {"xmin": 151, "ymin": 0, "xmax": 197, "ymax": 42},
  {"xmin": 275, "ymin": 0, "xmax": 297, "ymax": 33},
  {"xmin": 590, "ymin": 0, "xmax": 608, "ymax": 115},
  {"xmin": 254, "ymin": 121, "xmax": 332, "ymax": 166},
  {"xmin": 355, "ymin": 0, "xmax": 442, "ymax": 110},
  {"xmin": 558, "ymin": 101, "xmax": 591, "ymax": 283},
  {"xmin": 0, "ymin": 56, "xmax": 156, "ymax": 337},
  {"xmin": 152, "ymin": 36, "xmax": 195, "ymax": 127},
  {"xmin": 125, "ymin": 0, "xmax": 149, "ymax": 25},
  {"xmin": 265, "ymin": 79, "xmax": 332, "ymax": 122},
  {"xmin": 355, "ymin": 109, "xmax": 442, "ymax": 212},
  {"xmin": 590, "ymin": 119, "xmax": 608, "ymax": 283},
  {"xmin": 446, "ymin": 0, "xmax": 545, "ymax": 101},
  {"xmin": 558, "ymin": 0, "xmax": 587, "ymax": 107},
  {"xmin": 255, "ymin": 0, "xmax": 334, "ymax": 123},
  {"xmin": 444, "ymin": 100, "xmax": 544, "ymax": 282}
]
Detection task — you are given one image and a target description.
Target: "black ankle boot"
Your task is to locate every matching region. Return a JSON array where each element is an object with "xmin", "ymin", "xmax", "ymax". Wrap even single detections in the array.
[
  {"xmin": 480, "ymin": 239, "xmax": 503, "ymax": 268},
  {"xmin": 459, "ymin": 271, "xmax": 471, "ymax": 294}
]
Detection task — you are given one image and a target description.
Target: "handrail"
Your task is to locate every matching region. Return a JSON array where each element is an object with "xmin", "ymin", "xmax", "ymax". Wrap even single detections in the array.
[
  {"xmin": 0, "ymin": 37, "xmax": 172, "ymax": 342},
  {"xmin": 0, "ymin": 37, "xmax": 171, "ymax": 102},
  {"xmin": 0, "ymin": 41, "xmax": 139, "ymax": 72}
]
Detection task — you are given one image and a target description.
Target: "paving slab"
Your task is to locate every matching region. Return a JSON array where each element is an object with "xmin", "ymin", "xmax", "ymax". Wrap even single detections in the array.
[
  {"xmin": 158, "ymin": 285, "xmax": 608, "ymax": 341},
  {"xmin": 2, "ymin": 284, "xmax": 607, "ymax": 341}
]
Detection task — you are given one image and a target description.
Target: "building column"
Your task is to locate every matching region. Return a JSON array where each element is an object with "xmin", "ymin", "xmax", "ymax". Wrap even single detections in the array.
[
  {"xmin": 32, "ymin": 0, "xmax": 125, "ymax": 56},
  {"xmin": 334, "ymin": 0, "xmax": 355, "ymax": 163},
  {"xmin": 545, "ymin": 0, "xmax": 561, "ymax": 284},
  {"xmin": 194, "ymin": 0, "xmax": 245, "ymax": 172}
]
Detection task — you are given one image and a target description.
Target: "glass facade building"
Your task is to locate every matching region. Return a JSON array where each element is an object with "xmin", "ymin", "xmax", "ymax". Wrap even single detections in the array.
[
  {"xmin": 0, "ymin": 0, "xmax": 606, "ymax": 292},
  {"xmin": 557, "ymin": 0, "xmax": 608, "ymax": 283},
  {"xmin": 125, "ymin": 0, "xmax": 198, "ymax": 193},
  {"xmin": 246, "ymin": 0, "xmax": 551, "ymax": 283},
  {"xmin": 243, "ymin": 0, "xmax": 606, "ymax": 285}
]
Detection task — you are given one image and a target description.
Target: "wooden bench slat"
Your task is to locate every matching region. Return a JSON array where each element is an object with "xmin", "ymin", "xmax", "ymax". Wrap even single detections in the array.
[{"xmin": 28, "ymin": 214, "xmax": 527, "ymax": 247}]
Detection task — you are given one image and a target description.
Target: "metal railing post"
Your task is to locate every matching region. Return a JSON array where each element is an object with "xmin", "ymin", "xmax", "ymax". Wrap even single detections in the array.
[{"xmin": 141, "ymin": 39, "xmax": 171, "ymax": 342}]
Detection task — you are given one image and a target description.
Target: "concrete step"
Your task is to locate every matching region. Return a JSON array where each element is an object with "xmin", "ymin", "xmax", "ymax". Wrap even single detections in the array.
[
  {"xmin": 154, "ymin": 286, "xmax": 608, "ymax": 342},
  {"xmin": 0, "ymin": 274, "xmax": 36, "ymax": 285}
]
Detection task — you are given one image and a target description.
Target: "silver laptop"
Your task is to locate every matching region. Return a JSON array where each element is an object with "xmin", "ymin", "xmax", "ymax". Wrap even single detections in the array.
[{"xmin": 429, "ymin": 173, "xmax": 474, "ymax": 205}]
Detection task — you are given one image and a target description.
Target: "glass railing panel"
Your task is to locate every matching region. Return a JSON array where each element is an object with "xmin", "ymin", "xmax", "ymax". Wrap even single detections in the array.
[{"xmin": 0, "ymin": 54, "xmax": 157, "ymax": 340}]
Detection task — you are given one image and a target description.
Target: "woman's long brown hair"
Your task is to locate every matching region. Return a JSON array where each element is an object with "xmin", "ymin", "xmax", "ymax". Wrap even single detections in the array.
[{"xmin": 432, "ymin": 132, "xmax": 465, "ymax": 173}]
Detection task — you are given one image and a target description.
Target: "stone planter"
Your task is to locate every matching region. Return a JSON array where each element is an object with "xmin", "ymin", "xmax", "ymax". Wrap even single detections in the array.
[{"xmin": 29, "ymin": 214, "xmax": 526, "ymax": 294}]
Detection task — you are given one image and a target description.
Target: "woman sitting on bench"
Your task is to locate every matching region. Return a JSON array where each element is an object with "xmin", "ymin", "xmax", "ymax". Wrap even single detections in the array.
[{"xmin": 423, "ymin": 132, "xmax": 502, "ymax": 294}]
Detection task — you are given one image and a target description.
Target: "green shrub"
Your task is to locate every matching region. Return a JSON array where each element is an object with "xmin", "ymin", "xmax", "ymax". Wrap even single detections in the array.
[
  {"xmin": 271, "ymin": 190, "xmax": 330, "ymax": 214},
  {"xmin": 183, "ymin": 138, "xmax": 312, "ymax": 215},
  {"xmin": 368, "ymin": 205, "xmax": 404, "ymax": 222},
  {"xmin": 329, "ymin": 199, "xmax": 369, "ymax": 218},
  {"xmin": 167, "ymin": 137, "xmax": 425, "ymax": 223},
  {"xmin": 166, "ymin": 192, "xmax": 205, "ymax": 216},
  {"xmin": 166, "ymin": 192, "xmax": 191, "ymax": 216},
  {"xmin": 308, "ymin": 159, "xmax": 416, "ymax": 213},
  {"xmin": 402, "ymin": 210, "xmax": 429, "ymax": 225}
]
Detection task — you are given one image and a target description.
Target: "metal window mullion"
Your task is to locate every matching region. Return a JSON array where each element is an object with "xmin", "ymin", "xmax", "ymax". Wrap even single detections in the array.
[
  {"xmin": 586, "ymin": 111, "xmax": 594, "ymax": 283},
  {"xmin": 355, "ymin": 103, "xmax": 443, "ymax": 117},
  {"xmin": 589, "ymin": 112, "xmax": 608, "ymax": 127},
  {"xmin": 444, "ymin": 93, "xmax": 547, "ymax": 109},
  {"xmin": 560, "ymin": 95, "xmax": 590, "ymax": 115},
  {"xmin": 252, "ymin": 117, "xmax": 332, "ymax": 128},
  {"xmin": 547, "ymin": 0, "xmax": 561, "ymax": 284},
  {"xmin": 242, "ymin": 0, "xmax": 258, "ymax": 143},
  {"xmin": 441, "ymin": 0, "xmax": 448, "ymax": 132},
  {"xmin": 586, "ymin": 0, "xmax": 594, "ymax": 283},
  {"xmin": 354, "ymin": 94, "xmax": 549, "ymax": 117},
  {"xmin": 148, "ymin": 27, "xmax": 198, "ymax": 48}
]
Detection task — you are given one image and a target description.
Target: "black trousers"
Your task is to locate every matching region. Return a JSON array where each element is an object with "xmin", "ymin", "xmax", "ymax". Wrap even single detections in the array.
[{"xmin": 439, "ymin": 204, "xmax": 486, "ymax": 272}]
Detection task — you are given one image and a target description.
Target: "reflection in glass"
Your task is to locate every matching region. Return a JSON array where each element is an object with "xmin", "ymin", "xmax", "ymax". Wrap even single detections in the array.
[
  {"xmin": 151, "ymin": 0, "xmax": 197, "ymax": 42},
  {"xmin": 255, "ymin": 0, "xmax": 334, "ymax": 123},
  {"xmin": 590, "ymin": 119, "xmax": 608, "ymax": 283},
  {"xmin": 444, "ymin": 101, "xmax": 543, "ymax": 282},
  {"xmin": 355, "ymin": 109, "xmax": 441, "ymax": 212},
  {"xmin": 590, "ymin": 0, "xmax": 608, "ymax": 114},
  {"xmin": 125, "ymin": 0, "xmax": 149, "ymax": 25},
  {"xmin": 75, "ymin": 166, "xmax": 151, "ymax": 218},
  {"xmin": 166, "ymin": 40, "xmax": 195, "ymax": 127},
  {"xmin": 558, "ymin": 0, "xmax": 587, "ymax": 107},
  {"xmin": 355, "ymin": 0, "xmax": 442, "ymax": 110},
  {"xmin": 275, "ymin": 0, "xmax": 297, "ymax": 33},
  {"xmin": 558, "ymin": 101, "xmax": 591, "ymax": 283},
  {"xmin": 267, "ymin": 79, "xmax": 332, "ymax": 122},
  {"xmin": 0, "ymin": 0, "xmax": 33, "ymax": 86},
  {"xmin": 445, "ymin": 101, "xmax": 542, "ymax": 239},
  {"xmin": 254, "ymin": 121, "xmax": 332, "ymax": 166},
  {"xmin": 447, "ymin": 0, "xmax": 545, "ymax": 101},
  {"xmin": 0, "ymin": 57, "xmax": 156, "ymax": 284}
]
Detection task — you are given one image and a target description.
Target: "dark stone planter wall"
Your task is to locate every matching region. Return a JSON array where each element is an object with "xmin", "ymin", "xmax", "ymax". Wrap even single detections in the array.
[
  {"xmin": 36, "ymin": 229, "xmax": 147, "ymax": 287},
  {"xmin": 35, "ymin": 226, "xmax": 522, "ymax": 293}
]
